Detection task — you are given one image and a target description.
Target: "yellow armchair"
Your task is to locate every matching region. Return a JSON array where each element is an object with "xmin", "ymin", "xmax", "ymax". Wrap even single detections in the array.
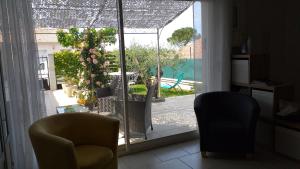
[{"xmin": 29, "ymin": 113, "xmax": 119, "ymax": 169}]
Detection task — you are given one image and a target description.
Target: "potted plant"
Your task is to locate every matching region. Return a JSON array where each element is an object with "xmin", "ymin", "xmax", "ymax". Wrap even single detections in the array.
[{"xmin": 77, "ymin": 90, "xmax": 96, "ymax": 110}]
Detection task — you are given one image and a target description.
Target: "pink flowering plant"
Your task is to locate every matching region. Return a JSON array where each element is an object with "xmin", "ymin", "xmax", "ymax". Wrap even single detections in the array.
[{"xmin": 57, "ymin": 28, "xmax": 117, "ymax": 105}]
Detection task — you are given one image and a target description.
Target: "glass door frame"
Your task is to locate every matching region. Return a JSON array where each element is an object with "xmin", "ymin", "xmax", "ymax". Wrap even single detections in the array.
[{"xmin": 116, "ymin": 0, "xmax": 201, "ymax": 153}]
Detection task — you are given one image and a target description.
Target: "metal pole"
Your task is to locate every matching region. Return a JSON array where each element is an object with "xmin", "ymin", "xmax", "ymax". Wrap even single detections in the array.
[
  {"xmin": 190, "ymin": 47, "xmax": 192, "ymax": 60},
  {"xmin": 156, "ymin": 28, "xmax": 161, "ymax": 98},
  {"xmin": 116, "ymin": 0, "xmax": 130, "ymax": 149}
]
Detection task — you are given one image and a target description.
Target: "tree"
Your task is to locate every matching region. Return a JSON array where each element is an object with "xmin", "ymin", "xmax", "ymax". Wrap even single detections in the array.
[
  {"xmin": 111, "ymin": 44, "xmax": 182, "ymax": 84},
  {"xmin": 167, "ymin": 27, "xmax": 199, "ymax": 47}
]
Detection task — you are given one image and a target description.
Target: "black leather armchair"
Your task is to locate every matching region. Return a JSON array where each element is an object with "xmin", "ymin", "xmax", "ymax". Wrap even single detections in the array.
[{"xmin": 194, "ymin": 91, "xmax": 260, "ymax": 157}]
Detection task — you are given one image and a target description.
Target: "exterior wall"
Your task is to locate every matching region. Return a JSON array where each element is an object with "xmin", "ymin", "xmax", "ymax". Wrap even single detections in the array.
[
  {"xmin": 37, "ymin": 43, "xmax": 64, "ymax": 56},
  {"xmin": 179, "ymin": 38, "xmax": 202, "ymax": 59},
  {"xmin": 35, "ymin": 28, "xmax": 66, "ymax": 55},
  {"xmin": 35, "ymin": 28, "xmax": 66, "ymax": 90}
]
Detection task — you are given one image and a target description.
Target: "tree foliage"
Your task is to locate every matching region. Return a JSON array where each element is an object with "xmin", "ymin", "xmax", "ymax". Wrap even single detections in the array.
[
  {"xmin": 57, "ymin": 27, "xmax": 117, "ymax": 49},
  {"xmin": 56, "ymin": 28, "xmax": 117, "ymax": 92},
  {"xmin": 111, "ymin": 44, "xmax": 182, "ymax": 84},
  {"xmin": 54, "ymin": 50, "xmax": 82, "ymax": 84},
  {"xmin": 167, "ymin": 27, "xmax": 198, "ymax": 47},
  {"xmin": 57, "ymin": 28, "xmax": 83, "ymax": 48}
]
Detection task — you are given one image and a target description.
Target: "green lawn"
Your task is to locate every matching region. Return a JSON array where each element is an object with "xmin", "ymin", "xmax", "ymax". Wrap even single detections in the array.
[{"xmin": 129, "ymin": 84, "xmax": 194, "ymax": 97}]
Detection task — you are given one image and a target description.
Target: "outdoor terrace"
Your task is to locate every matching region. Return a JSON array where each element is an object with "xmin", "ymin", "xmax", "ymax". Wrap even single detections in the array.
[{"xmin": 44, "ymin": 89, "xmax": 198, "ymax": 145}]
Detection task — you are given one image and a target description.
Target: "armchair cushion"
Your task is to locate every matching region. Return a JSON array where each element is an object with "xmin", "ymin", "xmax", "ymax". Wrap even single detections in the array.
[{"xmin": 75, "ymin": 145, "xmax": 113, "ymax": 169}]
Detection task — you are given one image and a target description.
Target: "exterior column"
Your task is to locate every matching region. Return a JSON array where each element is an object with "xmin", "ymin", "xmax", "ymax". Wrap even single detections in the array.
[
  {"xmin": 156, "ymin": 28, "xmax": 161, "ymax": 98},
  {"xmin": 48, "ymin": 54, "xmax": 57, "ymax": 90}
]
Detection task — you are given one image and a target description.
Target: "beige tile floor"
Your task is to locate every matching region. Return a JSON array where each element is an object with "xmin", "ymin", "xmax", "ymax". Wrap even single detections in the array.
[{"xmin": 118, "ymin": 139, "xmax": 300, "ymax": 169}]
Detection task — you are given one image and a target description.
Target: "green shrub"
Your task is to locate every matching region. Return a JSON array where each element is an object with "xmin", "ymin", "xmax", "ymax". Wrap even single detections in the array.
[
  {"xmin": 129, "ymin": 84, "xmax": 194, "ymax": 97},
  {"xmin": 54, "ymin": 50, "xmax": 82, "ymax": 84}
]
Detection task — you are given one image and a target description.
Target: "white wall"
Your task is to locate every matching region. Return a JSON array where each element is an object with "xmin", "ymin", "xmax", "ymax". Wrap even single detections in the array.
[{"xmin": 37, "ymin": 42, "xmax": 65, "ymax": 56}]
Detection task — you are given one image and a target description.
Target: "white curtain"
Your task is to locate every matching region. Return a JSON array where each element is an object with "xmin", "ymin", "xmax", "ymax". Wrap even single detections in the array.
[
  {"xmin": 0, "ymin": 0, "xmax": 45, "ymax": 168},
  {"xmin": 201, "ymin": 0, "xmax": 233, "ymax": 92}
]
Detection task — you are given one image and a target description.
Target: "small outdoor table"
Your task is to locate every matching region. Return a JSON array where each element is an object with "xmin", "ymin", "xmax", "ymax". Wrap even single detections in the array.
[
  {"xmin": 109, "ymin": 71, "xmax": 138, "ymax": 83},
  {"xmin": 56, "ymin": 104, "xmax": 89, "ymax": 114}
]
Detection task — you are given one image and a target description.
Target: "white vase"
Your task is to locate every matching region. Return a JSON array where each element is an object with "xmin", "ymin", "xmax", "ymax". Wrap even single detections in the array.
[
  {"xmin": 62, "ymin": 83, "xmax": 66, "ymax": 93},
  {"xmin": 66, "ymin": 85, "xmax": 73, "ymax": 97}
]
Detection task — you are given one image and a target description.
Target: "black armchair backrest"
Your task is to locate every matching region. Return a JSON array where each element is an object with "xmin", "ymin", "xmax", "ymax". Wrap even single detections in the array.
[{"xmin": 194, "ymin": 91, "xmax": 260, "ymax": 128}]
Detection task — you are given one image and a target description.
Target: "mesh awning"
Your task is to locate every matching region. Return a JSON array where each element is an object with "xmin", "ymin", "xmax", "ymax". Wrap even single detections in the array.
[{"xmin": 32, "ymin": 0, "xmax": 193, "ymax": 29}]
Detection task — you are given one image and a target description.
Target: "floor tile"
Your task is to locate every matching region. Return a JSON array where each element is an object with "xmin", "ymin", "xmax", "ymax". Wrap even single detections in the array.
[
  {"xmin": 149, "ymin": 159, "xmax": 192, "ymax": 169},
  {"xmin": 151, "ymin": 144, "xmax": 189, "ymax": 162},
  {"xmin": 180, "ymin": 153, "xmax": 263, "ymax": 169},
  {"xmin": 118, "ymin": 158, "xmax": 129, "ymax": 169},
  {"xmin": 179, "ymin": 153, "xmax": 205, "ymax": 169},
  {"xmin": 119, "ymin": 151, "xmax": 161, "ymax": 169},
  {"xmin": 254, "ymin": 150, "xmax": 300, "ymax": 169},
  {"xmin": 177, "ymin": 140, "xmax": 200, "ymax": 154},
  {"xmin": 118, "ymin": 139, "xmax": 300, "ymax": 169}
]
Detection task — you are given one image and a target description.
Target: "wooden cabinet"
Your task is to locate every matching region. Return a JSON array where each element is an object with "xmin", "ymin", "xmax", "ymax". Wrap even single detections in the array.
[
  {"xmin": 231, "ymin": 54, "xmax": 269, "ymax": 86},
  {"xmin": 252, "ymin": 89, "xmax": 274, "ymax": 120},
  {"xmin": 232, "ymin": 59, "xmax": 250, "ymax": 84},
  {"xmin": 275, "ymin": 126, "xmax": 300, "ymax": 160},
  {"xmin": 241, "ymin": 84, "xmax": 292, "ymax": 150},
  {"xmin": 231, "ymin": 54, "xmax": 298, "ymax": 155}
]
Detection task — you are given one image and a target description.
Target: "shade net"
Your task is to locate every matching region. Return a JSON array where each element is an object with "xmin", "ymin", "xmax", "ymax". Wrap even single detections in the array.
[{"xmin": 32, "ymin": 0, "xmax": 193, "ymax": 29}]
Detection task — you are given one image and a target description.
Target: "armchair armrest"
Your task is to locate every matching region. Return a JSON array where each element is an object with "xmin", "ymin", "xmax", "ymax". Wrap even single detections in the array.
[{"xmin": 29, "ymin": 128, "xmax": 79, "ymax": 169}]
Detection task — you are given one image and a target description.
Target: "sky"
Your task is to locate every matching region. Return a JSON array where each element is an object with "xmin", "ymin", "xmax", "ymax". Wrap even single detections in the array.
[{"xmin": 109, "ymin": 2, "xmax": 202, "ymax": 50}]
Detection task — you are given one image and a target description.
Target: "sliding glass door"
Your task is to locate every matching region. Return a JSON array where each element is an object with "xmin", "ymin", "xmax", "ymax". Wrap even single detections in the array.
[
  {"xmin": 194, "ymin": 1, "xmax": 203, "ymax": 96},
  {"xmin": 118, "ymin": 1, "xmax": 203, "ymax": 146},
  {"xmin": 30, "ymin": 0, "xmax": 203, "ymax": 151}
]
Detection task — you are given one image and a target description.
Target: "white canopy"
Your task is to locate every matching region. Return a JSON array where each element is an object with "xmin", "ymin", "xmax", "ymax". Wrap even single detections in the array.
[{"xmin": 32, "ymin": 0, "xmax": 193, "ymax": 29}]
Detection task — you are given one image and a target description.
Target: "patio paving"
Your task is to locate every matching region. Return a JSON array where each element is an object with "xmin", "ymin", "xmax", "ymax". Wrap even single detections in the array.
[
  {"xmin": 44, "ymin": 90, "xmax": 198, "ymax": 144},
  {"xmin": 152, "ymin": 95, "xmax": 197, "ymax": 134}
]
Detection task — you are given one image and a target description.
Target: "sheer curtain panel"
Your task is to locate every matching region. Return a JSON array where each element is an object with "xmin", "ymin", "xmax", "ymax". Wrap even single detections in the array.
[
  {"xmin": 201, "ymin": 0, "xmax": 233, "ymax": 92},
  {"xmin": 0, "ymin": 0, "xmax": 45, "ymax": 168}
]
